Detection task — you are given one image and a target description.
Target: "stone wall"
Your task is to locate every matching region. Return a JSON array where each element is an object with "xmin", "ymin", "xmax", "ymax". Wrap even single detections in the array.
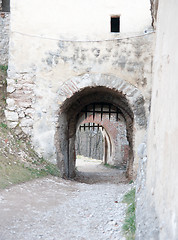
[
  {"xmin": 6, "ymin": 33, "xmax": 154, "ymax": 163},
  {"xmin": 6, "ymin": 0, "xmax": 153, "ymax": 177},
  {"xmin": 136, "ymin": 0, "xmax": 178, "ymax": 239},
  {"xmin": 136, "ymin": 133, "xmax": 159, "ymax": 239},
  {"xmin": 0, "ymin": 12, "xmax": 10, "ymax": 65}
]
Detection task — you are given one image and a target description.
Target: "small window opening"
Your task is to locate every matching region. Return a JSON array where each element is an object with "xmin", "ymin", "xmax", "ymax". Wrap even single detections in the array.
[
  {"xmin": 111, "ymin": 16, "xmax": 120, "ymax": 33},
  {"xmin": 2, "ymin": 0, "xmax": 10, "ymax": 12}
]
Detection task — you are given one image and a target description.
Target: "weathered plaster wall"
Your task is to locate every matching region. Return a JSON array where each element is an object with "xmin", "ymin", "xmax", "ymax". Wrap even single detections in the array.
[
  {"xmin": 6, "ymin": 37, "xmax": 154, "ymax": 161},
  {"xmin": 9, "ymin": 0, "xmax": 151, "ymax": 40},
  {"xmin": 0, "ymin": 11, "xmax": 10, "ymax": 65},
  {"xmin": 6, "ymin": 0, "xmax": 153, "ymax": 175},
  {"xmin": 136, "ymin": 0, "xmax": 178, "ymax": 239}
]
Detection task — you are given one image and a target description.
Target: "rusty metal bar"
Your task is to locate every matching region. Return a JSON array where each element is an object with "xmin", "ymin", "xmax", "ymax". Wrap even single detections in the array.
[
  {"xmin": 80, "ymin": 125, "xmax": 103, "ymax": 129},
  {"xmin": 109, "ymin": 104, "xmax": 111, "ymax": 120},
  {"xmin": 101, "ymin": 104, "xmax": 103, "ymax": 121},
  {"xmin": 85, "ymin": 106, "xmax": 87, "ymax": 119},
  {"xmin": 116, "ymin": 108, "xmax": 119, "ymax": 121},
  {"xmin": 81, "ymin": 102, "xmax": 123, "ymax": 122},
  {"xmin": 93, "ymin": 103, "xmax": 95, "ymax": 120},
  {"xmin": 81, "ymin": 110, "xmax": 119, "ymax": 114}
]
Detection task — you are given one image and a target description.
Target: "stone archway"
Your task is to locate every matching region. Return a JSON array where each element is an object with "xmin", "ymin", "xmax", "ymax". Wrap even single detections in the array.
[{"xmin": 55, "ymin": 73, "xmax": 147, "ymax": 179}]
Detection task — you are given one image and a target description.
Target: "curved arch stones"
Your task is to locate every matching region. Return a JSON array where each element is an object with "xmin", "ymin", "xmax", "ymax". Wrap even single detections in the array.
[
  {"xmin": 58, "ymin": 73, "xmax": 147, "ymax": 128},
  {"xmin": 55, "ymin": 73, "xmax": 147, "ymax": 179}
]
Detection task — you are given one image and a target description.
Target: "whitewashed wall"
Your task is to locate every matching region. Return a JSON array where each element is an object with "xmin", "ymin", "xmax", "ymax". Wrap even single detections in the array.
[
  {"xmin": 136, "ymin": 0, "xmax": 178, "ymax": 239},
  {"xmin": 10, "ymin": 0, "xmax": 151, "ymax": 40},
  {"xmin": 6, "ymin": 0, "xmax": 153, "ymax": 172}
]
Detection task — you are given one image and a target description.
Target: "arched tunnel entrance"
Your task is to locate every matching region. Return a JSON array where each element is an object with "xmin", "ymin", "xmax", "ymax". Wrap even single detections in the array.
[{"xmin": 55, "ymin": 86, "xmax": 135, "ymax": 179}]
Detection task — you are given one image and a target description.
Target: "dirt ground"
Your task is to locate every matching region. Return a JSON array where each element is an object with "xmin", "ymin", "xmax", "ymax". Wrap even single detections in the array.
[{"xmin": 0, "ymin": 158, "xmax": 131, "ymax": 240}]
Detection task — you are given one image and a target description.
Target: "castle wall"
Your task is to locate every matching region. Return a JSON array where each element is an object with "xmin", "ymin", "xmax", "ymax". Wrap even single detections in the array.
[
  {"xmin": 0, "ymin": 2, "xmax": 10, "ymax": 65},
  {"xmin": 9, "ymin": 0, "xmax": 151, "ymax": 39},
  {"xmin": 6, "ymin": 0, "xmax": 153, "ymax": 173},
  {"xmin": 136, "ymin": 0, "xmax": 178, "ymax": 239}
]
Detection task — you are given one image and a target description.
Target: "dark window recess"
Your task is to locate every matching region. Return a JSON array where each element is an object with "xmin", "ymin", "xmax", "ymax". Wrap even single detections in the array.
[
  {"xmin": 111, "ymin": 16, "xmax": 120, "ymax": 32},
  {"xmin": 2, "ymin": 0, "xmax": 10, "ymax": 12}
]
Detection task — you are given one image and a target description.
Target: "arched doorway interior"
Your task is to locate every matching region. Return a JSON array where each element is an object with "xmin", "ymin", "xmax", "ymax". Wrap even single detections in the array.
[
  {"xmin": 55, "ymin": 85, "xmax": 138, "ymax": 179},
  {"xmin": 75, "ymin": 104, "xmax": 129, "ymax": 169}
]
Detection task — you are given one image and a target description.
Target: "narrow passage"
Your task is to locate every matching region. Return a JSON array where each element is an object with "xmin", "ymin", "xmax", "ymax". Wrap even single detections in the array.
[{"xmin": 0, "ymin": 158, "xmax": 130, "ymax": 240}]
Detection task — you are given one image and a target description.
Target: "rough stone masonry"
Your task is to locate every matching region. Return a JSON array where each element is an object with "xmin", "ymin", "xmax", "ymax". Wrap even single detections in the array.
[{"xmin": 0, "ymin": 0, "xmax": 9, "ymax": 65}]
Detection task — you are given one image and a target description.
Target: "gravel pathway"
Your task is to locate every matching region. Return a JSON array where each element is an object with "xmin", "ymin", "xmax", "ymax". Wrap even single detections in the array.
[{"xmin": 0, "ymin": 159, "xmax": 131, "ymax": 240}]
